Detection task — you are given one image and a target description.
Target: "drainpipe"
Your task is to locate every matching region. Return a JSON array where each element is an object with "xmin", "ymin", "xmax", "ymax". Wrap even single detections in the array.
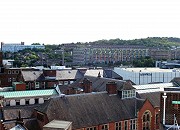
[{"xmin": 162, "ymin": 92, "xmax": 167, "ymax": 125}]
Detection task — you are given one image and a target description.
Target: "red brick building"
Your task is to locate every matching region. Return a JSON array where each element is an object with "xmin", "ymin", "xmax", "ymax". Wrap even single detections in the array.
[
  {"xmin": 160, "ymin": 88, "xmax": 180, "ymax": 129},
  {"xmin": 33, "ymin": 81, "xmax": 160, "ymax": 130}
]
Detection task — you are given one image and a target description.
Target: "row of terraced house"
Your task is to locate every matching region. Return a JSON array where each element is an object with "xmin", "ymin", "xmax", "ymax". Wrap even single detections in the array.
[{"xmin": 73, "ymin": 45, "xmax": 180, "ymax": 65}]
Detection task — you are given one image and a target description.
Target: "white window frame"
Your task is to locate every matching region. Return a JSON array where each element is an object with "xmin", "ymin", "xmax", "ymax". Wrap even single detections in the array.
[
  {"xmin": 86, "ymin": 126, "xmax": 97, "ymax": 130},
  {"xmin": 102, "ymin": 124, "xmax": 109, "ymax": 130},
  {"xmin": 115, "ymin": 121, "xmax": 122, "ymax": 130},
  {"xmin": 130, "ymin": 119, "xmax": 137, "ymax": 130},
  {"xmin": 35, "ymin": 82, "xmax": 39, "ymax": 88},
  {"xmin": 122, "ymin": 90, "xmax": 136, "ymax": 99}
]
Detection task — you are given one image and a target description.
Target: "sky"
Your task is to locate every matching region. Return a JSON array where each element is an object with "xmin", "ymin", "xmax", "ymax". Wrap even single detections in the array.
[{"xmin": 0, "ymin": 0, "xmax": 180, "ymax": 45}]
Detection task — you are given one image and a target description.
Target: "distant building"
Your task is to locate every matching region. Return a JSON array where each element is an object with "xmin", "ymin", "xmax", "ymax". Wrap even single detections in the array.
[
  {"xmin": 73, "ymin": 45, "xmax": 148, "ymax": 65},
  {"xmin": 1, "ymin": 42, "xmax": 45, "ymax": 52},
  {"xmin": 114, "ymin": 67, "xmax": 180, "ymax": 85},
  {"xmin": 148, "ymin": 48, "xmax": 171, "ymax": 60}
]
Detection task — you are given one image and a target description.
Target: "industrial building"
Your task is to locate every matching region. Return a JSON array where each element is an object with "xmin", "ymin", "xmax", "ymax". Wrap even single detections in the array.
[{"xmin": 114, "ymin": 67, "xmax": 180, "ymax": 85}]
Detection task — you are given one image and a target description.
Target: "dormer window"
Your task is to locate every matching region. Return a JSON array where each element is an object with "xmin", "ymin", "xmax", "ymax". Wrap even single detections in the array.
[{"xmin": 122, "ymin": 90, "xmax": 136, "ymax": 99}]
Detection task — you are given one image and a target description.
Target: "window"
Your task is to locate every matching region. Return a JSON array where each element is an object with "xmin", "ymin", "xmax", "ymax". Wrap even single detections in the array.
[
  {"xmin": 122, "ymin": 90, "xmax": 136, "ymax": 99},
  {"xmin": 12, "ymin": 78, "xmax": 16, "ymax": 82},
  {"xmin": 86, "ymin": 126, "xmax": 96, "ymax": 130},
  {"xmin": 35, "ymin": 98, "xmax": 39, "ymax": 104},
  {"xmin": 6, "ymin": 101, "xmax": 10, "ymax": 106},
  {"xmin": 124, "ymin": 120, "xmax": 128, "ymax": 130},
  {"xmin": 130, "ymin": 119, "xmax": 137, "ymax": 130},
  {"xmin": 70, "ymin": 81, "xmax": 74, "ymax": 84},
  {"xmin": 142, "ymin": 111, "xmax": 151, "ymax": 130},
  {"xmin": 115, "ymin": 121, "xmax": 122, "ymax": 130},
  {"xmin": 12, "ymin": 70, "xmax": 15, "ymax": 74},
  {"xmin": 155, "ymin": 113, "xmax": 159, "ymax": 125},
  {"xmin": 8, "ymin": 78, "xmax": 12, "ymax": 82},
  {"xmin": 26, "ymin": 83, "xmax": 29, "ymax": 90},
  {"xmin": 42, "ymin": 82, "xmax": 45, "ymax": 89},
  {"xmin": 59, "ymin": 81, "xmax": 63, "ymax": 85},
  {"xmin": 8, "ymin": 70, "xmax": 11, "ymax": 74},
  {"xmin": 16, "ymin": 101, "xmax": 20, "ymax": 105},
  {"xmin": 102, "ymin": 124, "xmax": 108, "ymax": 130},
  {"xmin": 64, "ymin": 81, "xmax": 68, "ymax": 85},
  {"xmin": 35, "ymin": 82, "xmax": 39, "ymax": 89},
  {"xmin": 16, "ymin": 70, "xmax": 19, "ymax": 74},
  {"xmin": 25, "ymin": 100, "xmax": 29, "ymax": 105}
]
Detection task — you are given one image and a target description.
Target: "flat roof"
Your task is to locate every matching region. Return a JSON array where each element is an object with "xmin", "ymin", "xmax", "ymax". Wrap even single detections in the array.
[
  {"xmin": 133, "ymin": 82, "xmax": 175, "ymax": 93},
  {"xmin": 115, "ymin": 67, "xmax": 178, "ymax": 73},
  {"xmin": 0, "ymin": 89, "xmax": 58, "ymax": 98},
  {"xmin": 43, "ymin": 120, "xmax": 72, "ymax": 129}
]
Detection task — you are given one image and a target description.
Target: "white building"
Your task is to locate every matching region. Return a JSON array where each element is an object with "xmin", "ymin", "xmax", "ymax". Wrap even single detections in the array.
[
  {"xmin": 1, "ymin": 42, "xmax": 45, "ymax": 52},
  {"xmin": 114, "ymin": 67, "xmax": 180, "ymax": 85}
]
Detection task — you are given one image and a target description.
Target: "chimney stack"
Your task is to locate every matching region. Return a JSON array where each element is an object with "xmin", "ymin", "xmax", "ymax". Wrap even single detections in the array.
[
  {"xmin": 82, "ymin": 78, "xmax": 92, "ymax": 93},
  {"xmin": 106, "ymin": 82, "xmax": 117, "ymax": 95}
]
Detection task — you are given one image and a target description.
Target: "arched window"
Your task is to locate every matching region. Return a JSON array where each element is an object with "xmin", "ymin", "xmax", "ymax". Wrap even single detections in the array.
[{"xmin": 142, "ymin": 111, "xmax": 151, "ymax": 130}]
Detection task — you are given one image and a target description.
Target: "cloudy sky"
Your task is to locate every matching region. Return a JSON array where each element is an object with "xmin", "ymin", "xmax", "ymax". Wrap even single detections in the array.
[{"xmin": 0, "ymin": 0, "xmax": 180, "ymax": 44}]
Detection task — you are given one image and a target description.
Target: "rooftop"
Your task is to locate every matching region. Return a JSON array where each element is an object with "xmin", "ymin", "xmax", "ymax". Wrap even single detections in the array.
[
  {"xmin": 0, "ymin": 89, "xmax": 58, "ymax": 98},
  {"xmin": 35, "ymin": 92, "xmax": 144, "ymax": 129},
  {"xmin": 43, "ymin": 120, "xmax": 72, "ymax": 130},
  {"xmin": 115, "ymin": 67, "xmax": 179, "ymax": 73},
  {"xmin": 133, "ymin": 82, "xmax": 175, "ymax": 93}
]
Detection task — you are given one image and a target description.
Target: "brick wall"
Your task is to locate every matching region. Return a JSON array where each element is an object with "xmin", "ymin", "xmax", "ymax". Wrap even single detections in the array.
[{"xmin": 137, "ymin": 100, "xmax": 157, "ymax": 130}]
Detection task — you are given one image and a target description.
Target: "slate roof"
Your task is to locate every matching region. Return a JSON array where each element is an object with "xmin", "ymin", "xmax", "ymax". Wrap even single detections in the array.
[
  {"xmin": 3, "ymin": 104, "xmax": 40, "ymax": 120},
  {"xmin": 137, "ymin": 92, "xmax": 160, "ymax": 107},
  {"xmin": 170, "ymin": 77, "xmax": 180, "ymax": 86},
  {"xmin": 4, "ymin": 119, "xmax": 40, "ymax": 130},
  {"xmin": 24, "ymin": 119, "xmax": 41, "ymax": 130},
  {"xmin": 121, "ymin": 81, "xmax": 135, "ymax": 90},
  {"xmin": 21, "ymin": 70, "xmax": 83, "ymax": 82},
  {"xmin": 35, "ymin": 92, "xmax": 144, "ymax": 129},
  {"xmin": 56, "ymin": 70, "xmax": 83, "ymax": 80},
  {"xmin": 58, "ymin": 76, "xmax": 135, "ymax": 93},
  {"xmin": 3, "ymin": 105, "xmax": 41, "ymax": 130}
]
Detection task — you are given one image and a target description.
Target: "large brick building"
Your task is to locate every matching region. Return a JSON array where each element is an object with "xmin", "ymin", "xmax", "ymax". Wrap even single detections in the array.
[
  {"xmin": 73, "ymin": 45, "xmax": 148, "ymax": 65},
  {"xmin": 33, "ymin": 81, "xmax": 161, "ymax": 130}
]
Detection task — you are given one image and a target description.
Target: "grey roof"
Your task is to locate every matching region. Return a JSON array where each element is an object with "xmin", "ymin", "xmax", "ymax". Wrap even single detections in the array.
[
  {"xmin": 171, "ymin": 77, "xmax": 180, "ymax": 86},
  {"xmin": 103, "ymin": 69, "xmax": 123, "ymax": 79},
  {"xmin": 3, "ymin": 104, "xmax": 41, "ymax": 120},
  {"xmin": 84, "ymin": 69, "xmax": 104, "ymax": 77},
  {"xmin": 56, "ymin": 70, "xmax": 83, "ymax": 80},
  {"xmin": 35, "ymin": 92, "xmax": 144, "ymax": 129},
  {"xmin": 21, "ymin": 70, "xmax": 83, "ymax": 82},
  {"xmin": 137, "ymin": 92, "xmax": 160, "ymax": 107},
  {"xmin": 21, "ymin": 71, "xmax": 44, "ymax": 81},
  {"xmin": 58, "ymin": 76, "xmax": 135, "ymax": 93}
]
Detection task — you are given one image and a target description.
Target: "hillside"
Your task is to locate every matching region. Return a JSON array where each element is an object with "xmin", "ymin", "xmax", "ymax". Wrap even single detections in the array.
[{"xmin": 88, "ymin": 37, "xmax": 180, "ymax": 47}]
